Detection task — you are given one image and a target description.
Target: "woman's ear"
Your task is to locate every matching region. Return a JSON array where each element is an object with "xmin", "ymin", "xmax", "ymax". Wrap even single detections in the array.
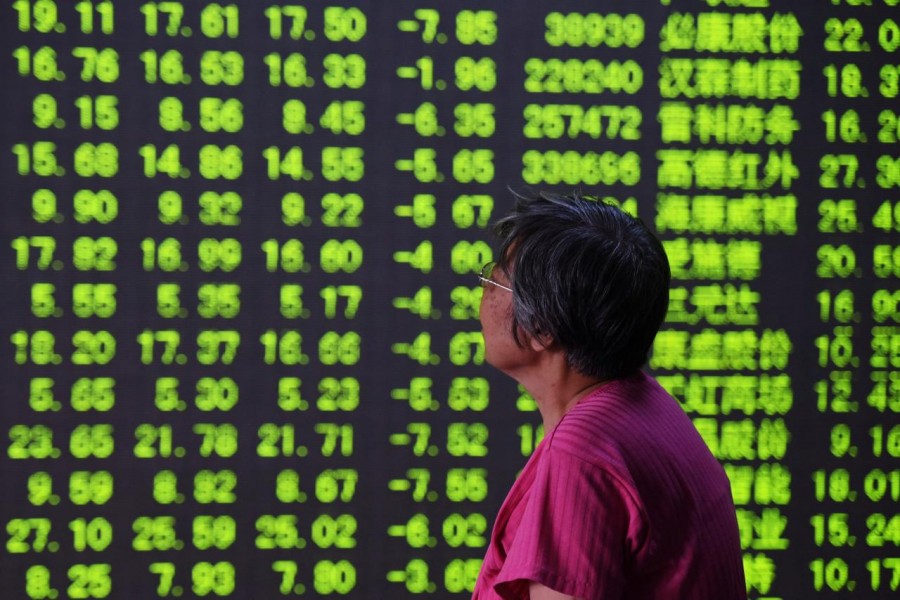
[{"xmin": 528, "ymin": 331, "xmax": 556, "ymax": 352}]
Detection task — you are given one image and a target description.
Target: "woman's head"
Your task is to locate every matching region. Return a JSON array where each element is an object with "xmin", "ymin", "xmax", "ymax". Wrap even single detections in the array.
[{"xmin": 491, "ymin": 190, "xmax": 671, "ymax": 380}]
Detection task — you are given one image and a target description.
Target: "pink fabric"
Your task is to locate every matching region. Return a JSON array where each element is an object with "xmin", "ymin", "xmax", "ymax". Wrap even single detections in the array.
[{"xmin": 473, "ymin": 372, "xmax": 746, "ymax": 600}]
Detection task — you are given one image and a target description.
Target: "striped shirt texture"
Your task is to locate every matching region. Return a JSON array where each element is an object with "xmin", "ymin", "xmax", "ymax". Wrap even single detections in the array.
[{"xmin": 472, "ymin": 372, "xmax": 747, "ymax": 600}]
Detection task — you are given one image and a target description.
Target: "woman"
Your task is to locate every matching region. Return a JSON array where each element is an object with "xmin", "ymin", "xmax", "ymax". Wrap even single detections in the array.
[{"xmin": 472, "ymin": 191, "xmax": 746, "ymax": 600}]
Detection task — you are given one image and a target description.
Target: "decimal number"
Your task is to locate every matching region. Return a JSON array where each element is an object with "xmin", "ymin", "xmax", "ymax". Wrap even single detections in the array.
[
  {"xmin": 282, "ymin": 99, "xmax": 365, "ymax": 136},
  {"xmin": 146, "ymin": 561, "xmax": 237, "ymax": 597},
  {"xmin": 10, "ymin": 331, "xmax": 116, "ymax": 365},
  {"xmin": 138, "ymin": 144, "xmax": 243, "ymax": 179},
  {"xmin": 136, "ymin": 329, "xmax": 240, "ymax": 365},
  {"xmin": 813, "ymin": 468, "xmax": 900, "ymax": 502},
  {"xmin": 30, "ymin": 188, "xmax": 113, "ymax": 224},
  {"xmin": 274, "ymin": 376, "xmax": 361, "ymax": 413},
  {"xmin": 7, "ymin": 517, "xmax": 112, "ymax": 554},
  {"xmin": 265, "ymin": 5, "xmax": 367, "ymax": 41},
  {"xmin": 13, "ymin": 0, "xmax": 118, "ymax": 35},
  {"xmin": 153, "ymin": 376, "xmax": 239, "ymax": 412},
  {"xmin": 25, "ymin": 470, "xmax": 114, "ymax": 506},
  {"xmin": 23, "ymin": 563, "xmax": 112, "ymax": 600},
  {"xmin": 14, "ymin": 46, "xmax": 120, "ymax": 84},
  {"xmin": 33, "ymin": 94, "xmax": 120, "ymax": 131},
  {"xmin": 156, "ymin": 190, "xmax": 243, "ymax": 225},
  {"xmin": 257, "ymin": 423, "xmax": 353, "ymax": 457},
  {"xmin": 158, "ymin": 97, "xmax": 244, "ymax": 133},
  {"xmin": 263, "ymin": 53, "xmax": 366, "ymax": 89}
]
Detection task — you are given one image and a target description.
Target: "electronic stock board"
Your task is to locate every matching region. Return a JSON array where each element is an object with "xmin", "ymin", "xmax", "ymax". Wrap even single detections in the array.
[{"xmin": 1, "ymin": 0, "xmax": 899, "ymax": 598}]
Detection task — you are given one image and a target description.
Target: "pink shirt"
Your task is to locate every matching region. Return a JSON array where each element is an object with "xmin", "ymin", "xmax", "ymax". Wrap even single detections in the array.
[{"xmin": 473, "ymin": 373, "xmax": 746, "ymax": 600}]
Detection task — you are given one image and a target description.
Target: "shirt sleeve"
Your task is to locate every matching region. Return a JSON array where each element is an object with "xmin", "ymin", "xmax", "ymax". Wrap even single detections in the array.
[{"xmin": 492, "ymin": 445, "xmax": 636, "ymax": 600}]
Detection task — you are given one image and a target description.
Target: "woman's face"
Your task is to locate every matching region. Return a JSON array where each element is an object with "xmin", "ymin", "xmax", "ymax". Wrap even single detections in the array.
[{"xmin": 479, "ymin": 264, "xmax": 538, "ymax": 377}]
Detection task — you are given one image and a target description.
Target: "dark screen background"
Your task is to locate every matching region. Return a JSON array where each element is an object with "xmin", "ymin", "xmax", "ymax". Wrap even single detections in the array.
[{"xmin": 1, "ymin": 1, "xmax": 898, "ymax": 598}]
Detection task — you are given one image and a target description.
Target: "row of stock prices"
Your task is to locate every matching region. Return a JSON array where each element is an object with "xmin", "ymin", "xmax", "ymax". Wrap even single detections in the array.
[{"xmin": 0, "ymin": 0, "xmax": 898, "ymax": 598}]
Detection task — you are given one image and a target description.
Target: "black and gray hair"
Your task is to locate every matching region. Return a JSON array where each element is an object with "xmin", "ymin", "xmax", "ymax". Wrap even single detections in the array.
[{"xmin": 493, "ymin": 190, "xmax": 670, "ymax": 380}]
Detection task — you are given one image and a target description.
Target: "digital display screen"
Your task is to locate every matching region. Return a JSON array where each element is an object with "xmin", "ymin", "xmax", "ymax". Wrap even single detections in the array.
[{"xmin": 1, "ymin": 1, "xmax": 898, "ymax": 598}]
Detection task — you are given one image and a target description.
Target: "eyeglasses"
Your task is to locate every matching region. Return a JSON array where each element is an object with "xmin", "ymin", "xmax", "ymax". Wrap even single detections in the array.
[{"xmin": 478, "ymin": 262, "xmax": 512, "ymax": 292}]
